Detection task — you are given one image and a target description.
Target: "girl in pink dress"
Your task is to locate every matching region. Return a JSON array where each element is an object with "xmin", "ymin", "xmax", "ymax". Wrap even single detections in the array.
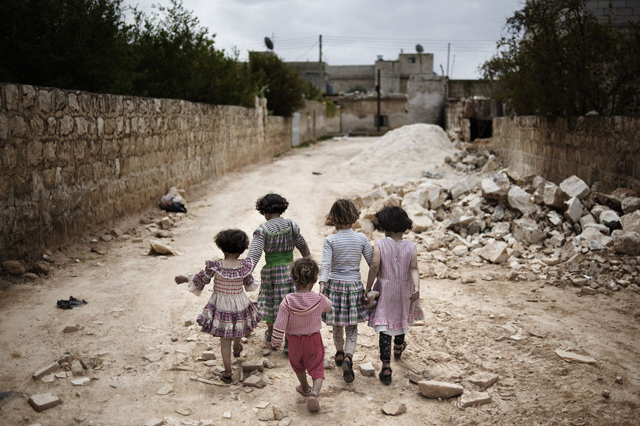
[
  {"xmin": 365, "ymin": 206, "xmax": 424, "ymax": 385},
  {"xmin": 272, "ymin": 258, "xmax": 332, "ymax": 412},
  {"xmin": 175, "ymin": 229, "xmax": 262, "ymax": 383}
]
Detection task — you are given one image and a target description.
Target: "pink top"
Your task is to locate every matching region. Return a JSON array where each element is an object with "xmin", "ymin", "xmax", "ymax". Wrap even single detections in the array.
[
  {"xmin": 368, "ymin": 238, "xmax": 422, "ymax": 331},
  {"xmin": 272, "ymin": 292, "xmax": 332, "ymax": 348}
]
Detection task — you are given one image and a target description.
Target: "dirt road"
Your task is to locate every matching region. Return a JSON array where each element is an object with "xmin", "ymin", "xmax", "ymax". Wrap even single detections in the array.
[{"xmin": 1, "ymin": 137, "xmax": 639, "ymax": 425}]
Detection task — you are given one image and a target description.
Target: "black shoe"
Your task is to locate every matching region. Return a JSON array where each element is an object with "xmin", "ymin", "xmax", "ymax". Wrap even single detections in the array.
[
  {"xmin": 379, "ymin": 366, "xmax": 392, "ymax": 385},
  {"xmin": 334, "ymin": 350, "xmax": 345, "ymax": 367},
  {"xmin": 342, "ymin": 355, "xmax": 355, "ymax": 383},
  {"xmin": 393, "ymin": 342, "xmax": 407, "ymax": 360}
]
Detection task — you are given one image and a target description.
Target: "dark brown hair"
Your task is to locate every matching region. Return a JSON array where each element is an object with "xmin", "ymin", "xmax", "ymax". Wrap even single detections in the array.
[
  {"xmin": 214, "ymin": 229, "xmax": 250, "ymax": 254},
  {"xmin": 291, "ymin": 258, "xmax": 319, "ymax": 286},
  {"xmin": 375, "ymin": 206, "xmax": 413, "ymax": 233},
  {"xmin": 255, "ymin": 193, "xmax": 289, "ymax": 215},
  {"xmin": 327, "ymin": 199, "xmax": 360, "ymax": 225}
]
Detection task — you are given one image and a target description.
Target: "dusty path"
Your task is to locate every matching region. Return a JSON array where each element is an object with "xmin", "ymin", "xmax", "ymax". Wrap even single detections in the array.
[{"xmin": 1, "ymin": 137, "xmax": 639, "ymax": 426}]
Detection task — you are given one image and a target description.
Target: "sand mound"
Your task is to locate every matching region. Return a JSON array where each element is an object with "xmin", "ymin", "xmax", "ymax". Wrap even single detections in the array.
[{"xmin": 349, "ymin": 124, "xmax": 458, "ymax": 180}]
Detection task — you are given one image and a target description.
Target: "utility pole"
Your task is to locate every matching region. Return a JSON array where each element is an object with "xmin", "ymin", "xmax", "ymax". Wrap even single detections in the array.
[
  {"xmin": 319, "ymin": 35, "xmax": 323, "ymax": 91},
  {"xmin": 319, "ymin": 35, "xmax": 322, "ymax": 62},
  {"xmin": 446, "ymin": 43, "xmax": 451, "ymax": 76},
  {"xmin": 376, "ymin": 69, "xmax": 381, "ymax": 133}
]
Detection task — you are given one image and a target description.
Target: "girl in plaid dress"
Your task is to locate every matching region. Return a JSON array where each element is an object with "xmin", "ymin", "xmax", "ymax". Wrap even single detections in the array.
[
  {"xmin": 175, "ymin": 229, "xmax": 262, "ymax": 383},
  {"xmin": 365, "ymin": 206, "xmax": 424, "ymax": 385},
  {"xmin": 319, "ymin": 199, "xmax": 373, "ymax": 383},
  {"xmin": 247, "ymin": 194, "xmax": 311, "ymax": 348}
]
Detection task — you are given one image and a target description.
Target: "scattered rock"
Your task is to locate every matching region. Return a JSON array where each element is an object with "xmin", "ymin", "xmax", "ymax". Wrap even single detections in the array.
[
  {"xmin": 467, "ymin": 373, "xmax": 499, "ymax": 389},
  {"xmin": 70, "ymin": 377, "xmax": 91, "ymax": 386},
  {"xmin": 1, "ymin": 260, "xmax": 25, "ymax": 275},
  {"xmin": 359, "ymin": 362, "xmax": 376, "ymax": 376},
  {"xmin": 200, "ymin": 351, "xmax": 216, "ymax": 361},
  {"xmin": 478, "ymin": 242, "xmax": 508, "ymax": 264},
  {"xmin": 612, "ymin": 231, "xmax": 640, "ymax": 255},
  {"xmin": 28, "ymin": 393, "xmax": 62, "ymax": 412},
  {"xmin": 418, "ymin": 380, "xmax": 464, "ymax": 398},
  {"xmin": 63, "ymin": 325, "xmax": 82, "ymax": 333},
  {"xmin": 459, "ymin": 391, "xmax": 492, "ymax": 408},
  {"xmin": 33, "ymin": 362, "xmax": 61, "ymax": 380},
  {"xmin": 508, "ymin": 186, "xmax": 536, "ymax": 216},
  {"xmin": 559, "ymin": 175, "xmax": 590, "ymax": 199},
  {"xmin": 272, "ymin": 405, "xmax": 286, "ymax": 420},
  {"xmin": 381, "ymin": 401, "xmax": 407, "ymax": 416},
  {"xmin": 555, "ymin": 349, "xmax": 597, "ymax": 364},
  {"xmin": 157, "ymin": 384, "xmax": 173, "ymax": 395},
  {"xmin": 243, "ymin": 375, "xmax": 266, "ymax": 388},
  {"xmin": 241, "ymin": 359, "xmax": 264, "ymax": 372}
]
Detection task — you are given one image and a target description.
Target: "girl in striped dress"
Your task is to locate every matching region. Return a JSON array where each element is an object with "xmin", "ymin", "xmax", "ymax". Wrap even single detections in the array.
[
  {"xmin": 247, "ymin": 193, "xmax": 311, "ymax": 348},
  {"xmin": 319, "ymin": 199, "xmax": 373, "ymax": 383},
  {"xmin": 175, "ymin": 229, "xmax": 262, "ymax": 383},
  {"xmin": 365, "ymin": 206, "xmax": 424, "ymax": 385}
]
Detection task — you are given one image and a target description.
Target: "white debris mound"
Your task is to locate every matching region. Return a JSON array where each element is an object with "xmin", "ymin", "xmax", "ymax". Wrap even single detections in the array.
[{"xmin": 349, "ymin": 124, "xmax": 458, "ymax": 179}]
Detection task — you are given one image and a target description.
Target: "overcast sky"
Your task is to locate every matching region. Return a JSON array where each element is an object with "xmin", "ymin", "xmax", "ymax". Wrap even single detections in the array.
[{"xmin": 123, "ymin": 0, "xmax": 524, "ymax": 79}]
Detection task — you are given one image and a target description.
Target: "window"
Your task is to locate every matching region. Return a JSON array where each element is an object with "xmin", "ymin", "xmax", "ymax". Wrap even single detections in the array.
[
  {"xmin": 408, "ymin": 57, "xmax": 416, "ymax": 64},
  {"xmin": 374, "ymin": 115, "xmax": 389, "ymax": 127}
]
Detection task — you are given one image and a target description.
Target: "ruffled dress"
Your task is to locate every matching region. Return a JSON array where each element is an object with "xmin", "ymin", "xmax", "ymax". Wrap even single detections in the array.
[
  {"xmin": 368, "ymin": 238, "xmax": 424, "ymax": 335},
  {"xmin": 188, "ymin": 258, "xmax": 262, "ymax": 338}
]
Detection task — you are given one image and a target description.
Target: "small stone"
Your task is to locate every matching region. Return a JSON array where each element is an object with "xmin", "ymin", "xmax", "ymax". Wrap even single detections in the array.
[
  {"xmin": 71, "ymin": 377, "xmax": 91, "ymax": 386},
  {"xmin": 258, "ymin": 411, "xmax": 275, "ymax": 421},
  {"xmin": 142, "ymin": 419, "xmax": 164, "ymax": 426},
  {"xmin": 580, "ymin": 287, "xmax": 597, "ymax": 296},
  {"xmin": 359, "ymin": 362, "xmax": 375, "ymax": 376},
  {"xmin": 452, "ymin": 245, "xmax": 469, "ymax": 257},
  {"xmin": 33, "ymin": 362, "xmax": 61, "ymax": 380},
  {"xmin": 459, "ymin": 391, "xmax": 492, "ymax": 408},
  {"xmin": 161, "ymin": 217, "xmax": 172, "ymax": 230},
  {"xmin": 223, "ymin": 411, "xmax": 231, "ymax": 419},
  {"xmin": 272, "ymin": 404, "xmax": 286, "ymax": 420},
  {"xmin": 41, "ymin": 374, "xmax": 55, "ymax": 383},
  {"xmin": 184, "ymin": 320, "xmax": 194, "ymax": 326},
  {"xmin": 255, "ymin": 401, "xmax": 270, "ymax": 409},
  {"xmin": 381, "ymin": 401, "xmax": 407, "ymax": 416},
  {"xmin": 1, "ymin": 260, "xmax": 25, "ymax": 275},
  {"xmin": 418, "ymin": 380, "xmax": 464, "ymax": 398},
  {"xmin": 63, "ymin": 325, "xmax": 81, "ymax": 333},
  {"xmin": 324, "ymin": 358, "xmax": 335, "ymax": 370},
  {"xmin": 242, "ymin": 359, "xmax": 264, "ymax": 372},
  {"xmin": 201, "ymin": 351, "xmax": 216, "ymax": 360},
  {"xmin": 467, "ymin": 373, "xmax": 499, "ymax": 389},
  {"xmin": 478, "ymin": 242, "xmax": 508, "ymax": 264},
  {"xmin": 171, "ymin": 336, "xmax": 178, "ymax": 342},
  {"xmin": 263, "ymin": 359, "xmax": 275, "ymax": 369},
  {"xmin": 243, "ymin": 375, "xmax": 266, "ymax": 388},
  {"xmin": 555, "ymin": 349, "xmax": 597, "ymax": 364},
  {"xmin": 615, "ymin": 376, "xmax": 623, "ymax": 384},
  {"xmin": 461, "ymin": 275, "xmax": 476, "ymax": 284},
  {"xmin": 157, "ymin": 384, "xmax": 173, "ymax": 395},
  {"xmin": 70, "ymin": 360, "xmax": 85, "ymax": 376},
  {"xmin": 602, "ymin": 389, "xmax": 610, "ymax": 399},
  {"xmin": 175, "ymin": 407, "xmax": 191, "ymax": 416},
  {"xmin": 144, "ymin": 353, "xmax": 163, "ymax": 362},
  {"xmin": 279, "ymin": 418, "xmax": 292, "ymax": 426},
  {"xmin": 28, "ymin": 393, "xmax": 62, "ymax": 412}
]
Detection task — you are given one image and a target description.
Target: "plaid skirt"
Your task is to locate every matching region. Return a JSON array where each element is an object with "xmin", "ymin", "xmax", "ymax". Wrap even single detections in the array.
[
  {"xmin": 322, "ymin": 279, "xmax": 369, "ymax": 326},
  {"xmin": 258, "ymin": 264, "xmax": 296, "ymax": 323}
]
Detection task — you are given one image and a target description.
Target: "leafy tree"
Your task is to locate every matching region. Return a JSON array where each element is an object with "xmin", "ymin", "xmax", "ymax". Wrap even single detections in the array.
[
  {"xmin": 481, "ymin": 0, "xmax": 640, "ymax": 116},
  {"xmin": 0, "ymin": 0, "xmax": 134, "ymax": 94},
  {"xmin": 249, "ymin": 52, "xmax": 307, "ymax": 116}
]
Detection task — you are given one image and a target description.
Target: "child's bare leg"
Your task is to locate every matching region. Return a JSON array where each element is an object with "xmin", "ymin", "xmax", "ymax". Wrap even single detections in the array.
[
  {"xmin": 295, "ymin": 371, "xmax": 311, "ymax": 393},
  {"xmin": 220, "ymin": 338, "xmax": 232, "ymax": 375},
  {"xmin": 311, "ymin": 378, "xmax": 323, "ymax": 396},
  {"xmin": 232, "ymin": 337, "xmax": 242, "ymax": 355}
]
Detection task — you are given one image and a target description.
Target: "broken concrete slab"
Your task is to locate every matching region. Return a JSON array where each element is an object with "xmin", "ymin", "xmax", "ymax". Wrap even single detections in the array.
[
  {"xmin": 381, "ymin": 401, "xmax": 407, "ymax": 416},
  {"xmin": 418, "ymin": 380, "xmax": 464, "ymax": 398},
  {"xmin": 467, "ymin": 373, "xmax": 499, "ymax": 389},
  {"xmin": 478, "ymin": 241, "xmax": 508, "ymax": 264},
  {"xmin": 543, "ymin": 183, "xmax": 569, "ymax": 209},
  {"xmin": 507, "ymin": 186, "xmax": 536, "ymax": 216},
  {"xmin": 450, "ymin": 178, "xmax": 472, "ymax": 200},
  {"xmin": 243, "ymin": 375, "xmax": 266, "ymax": 388},
  {"xmin": 33, "ymin": 362, "xmax": 61, "ymax": 380},
  {"xmin": 359, "ymin": 362, "xmax": 375, "ymax": 377},
  {"xmin": 157, "ymin": 384, "xmax": 173, "ymax": 395},
  {"xmin": 512, "ymin": 218, "xmax": 545, "ymax": 246},
  {"xmin": 555, "ymin": 349, "xmax": 597, "ymax": 364},
  {"xmin": 481, "ymin": 173, "xmax": 510, "ymax": 201},
  {"xmin": 559, "ymin": 175, "xmax": 590, "ymax": 200},
  {"xmin": 459, "ymin": 391, "xmax": 492, "ymax": 408},
  {"xmin": 564, "ymin": 197, "xmax": 584, "ymax": 223},
  {"xmin": 28, "ymin": 393, "xmax": 62, "ymax": 412}
]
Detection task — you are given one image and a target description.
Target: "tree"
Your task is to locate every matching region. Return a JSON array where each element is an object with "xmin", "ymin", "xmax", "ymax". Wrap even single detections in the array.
[
  {"xmin": 481, "ymin": 0, "xmax": 640, "ymax": 116},
  {"xmin": 0, "ymin": 0, "xmax": 134, "ymax": 94},
  {"xmin": 249, "ymin": 52, "xmax": 307, "ymax": 116}
]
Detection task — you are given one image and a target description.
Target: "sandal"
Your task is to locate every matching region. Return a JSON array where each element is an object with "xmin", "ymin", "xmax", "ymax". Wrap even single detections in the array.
[
  {"xmin": 334, "ymin": 350, "xmax": 345, "ymax": 367},
  {"xmin": 393, "ymin": 342, "xmax": 407, "ymax": 360},
  {"xmin": 296, "ymin": 384, "xmax": 313, "ymax": 397},
  {"xmin": 233, "ymin": 343, "xmax": 243, "ymax": 358},
  {"xmin": 379, "ymin": 366, "xmax": 392, "ymax": 385},
  {"xmin": 220, "ymin": 372, "xmax": 233, "ymax": 384},
  {"xmin": 342, "ymin": 354, "xmax": 355, "ymax": 383},
  {"xmin": 264, "ymin": 330, "xmax": 272, "ymax": 342}
]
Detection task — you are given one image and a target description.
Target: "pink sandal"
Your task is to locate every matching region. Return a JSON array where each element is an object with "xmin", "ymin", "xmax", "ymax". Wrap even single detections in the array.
[{"xmin": 296, "ymin": 384, "xmax": 313, "ymax": 397}]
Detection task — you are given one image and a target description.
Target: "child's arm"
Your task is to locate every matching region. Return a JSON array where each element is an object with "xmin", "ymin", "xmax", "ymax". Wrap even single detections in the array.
[
  {"xmin": 318, "ymin": 238, "xmax": 332, "ymax": 294},
  {"xmin": 186, "ymin": 261, "xmax": 216, "ymax": 296},
  {"xmin": 246, "ymin": 228, "xmax": 264, "ymax": 272},
  {"xmin": 362, "ymin": 237, "xmax": 374, "ymax": 266},
  {"xmin": 271, "ymin": 300, "xmax": 290, "ymax": 349},
  {"xmin": 243, "ymin": 273, "xmax": 258, "ymax": 292},
  {"xmin": 364, "ymin": 242, "xmax": 381, "ymax": 300},
  {"xmin": 175, "ymin": 275, "xmax": 188, "ymax": 284},
  {"xmin": 292, "ymin": 222, "xmax": 311, "ymax": 257},
  {"xmin": 321, "ymin": 294, "xmax": 333, "ymax": 312},
  {"xmin": 409, "ymin": 246, "xmax": 420, "ymax": 301}
]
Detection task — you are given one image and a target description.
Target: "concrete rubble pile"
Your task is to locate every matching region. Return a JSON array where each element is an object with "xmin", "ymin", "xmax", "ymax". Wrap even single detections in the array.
[{"xmin": 353, "ymin": 165, "xmax": 640, "ymax": 296}]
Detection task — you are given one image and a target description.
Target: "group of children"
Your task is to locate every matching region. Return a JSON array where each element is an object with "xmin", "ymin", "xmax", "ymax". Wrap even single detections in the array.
[{"xmin": 175, "ymin": 193, "xmax": 424, "ymax": 412}]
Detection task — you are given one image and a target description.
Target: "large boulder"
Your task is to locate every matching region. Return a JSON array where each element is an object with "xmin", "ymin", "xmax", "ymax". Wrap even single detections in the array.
[
  {"xmin": 512, "ymin": 218, "xmax": 545, "ymax": 245},
  {"xmin": 559, "ymin": 175, "xmax": 590, "ymax": 200},
  {"xmin": 599, "ymin": 210, "xmax": 622, "ymax": 232},
  {"xmin": 507, "ymin": 186, "xmax": 536, "ymax": 216},
  {"xmin": 543, "ymin": 183, "xmax": 569, "ymax": 209},
  {"xmin": 449, "ymin": 178, "xmax": 471, "ymax": 200},
  {"xmin": 478, "ymin": 241, "xmax": 509, "ymax": 264},
  {"xmin": 612, "ymin": 231, "xmax": 640, "ymax": 255},
  {"xmin": 564, "ymin": 197, "xmax": 584, "ymax": 223},
  {"xmin": 621, "ymin": 210, "xmax": 640, "ymax": 234},
  {"xmin": 421, "ymin": 183, "xmax": 447, "ymax": 210},
  {"xmin": 481, "ymin": 173, "xmax": 510, "ymax": 201},
  {"xmin": 607, "ymin": 188, "xmax": 637, "ymax": 208},
  {"xmin": 1, "ymin": 260, "xmax": 25, "ymax": 275},
  {"xmin": 622, "ymin": 197, "xmax": 640, "ymax": 215},
  {"xmin": 412, "ymin": 215, "xmax": 433, "ymax": 233},
  {"xmin": 579, "ymin": 227, "xmax": 612, "ymax": 248}
]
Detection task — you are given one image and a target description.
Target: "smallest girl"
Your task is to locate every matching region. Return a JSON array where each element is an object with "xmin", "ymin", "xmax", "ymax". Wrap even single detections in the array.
[
  {"xmin": 175, "ymin": 229, "xmax": 262, "ymax": 384},
  {"xmin": 365, "ymin": 206, "xmax": 424, "ymax": 385},
  {"xmin": 272, "ymin": 258, "xmax": 331, "ymax": 413}
]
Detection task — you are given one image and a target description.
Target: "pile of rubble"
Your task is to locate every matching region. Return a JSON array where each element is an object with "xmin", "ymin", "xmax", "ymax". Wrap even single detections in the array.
[{"xmin": 354, "ymin": 170, "xmax": 640, "ymax": 294}]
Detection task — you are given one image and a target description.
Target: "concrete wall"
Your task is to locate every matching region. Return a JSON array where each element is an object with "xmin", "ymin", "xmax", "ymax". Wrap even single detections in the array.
[
  {"xmin": 334, "ymin": 96, "xmax": 408, "ymax": 134},
  {"xmin": 491, "ymin": 116, "xmax": 640, "ymax": 193},
  {"xmin": 448, "ymin": 80, "xmax": 495, "ymax": 99},
  {"xmin": 299, "ymin": 100, "xmax": 326, "ymax": 142},
  {"xmin": 325, "ymin": 65, "xmax": 375, "ymax": 93},
  {"xmin": 0, "ymin": 83, "xmax": 292, "ymax": 259},
  {"xmin": 407, "ymin": 76, "xmax": 447, "ymax": 126}
]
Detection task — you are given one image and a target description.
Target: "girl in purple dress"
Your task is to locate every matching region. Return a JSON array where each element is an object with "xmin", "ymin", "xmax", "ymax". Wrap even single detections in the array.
[
  {"xmin": 175, "ymin": 229, "xmax": 262, "ymax": 383},
  {"xmin": 365, "ymin": 206, "xmax": 424, "ymax": 385}
]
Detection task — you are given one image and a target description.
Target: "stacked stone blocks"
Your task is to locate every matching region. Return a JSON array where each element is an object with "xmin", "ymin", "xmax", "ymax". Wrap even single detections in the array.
[{"xmin": 0, "ymin": 83, "xmax": 291, "ymax": 259}]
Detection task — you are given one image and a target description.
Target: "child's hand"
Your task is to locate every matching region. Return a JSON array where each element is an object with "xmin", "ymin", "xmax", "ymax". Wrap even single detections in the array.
[
  {"xmin": 410, "ymin": 290, "xmax": 420, "ymax": 301},
  {"xmin": 318, "ymin": 281, "xmax": 327, "ymax": 295},
  {"xmin": 175, "ymin": 275, "xmax": 188, "ymax": 285}
]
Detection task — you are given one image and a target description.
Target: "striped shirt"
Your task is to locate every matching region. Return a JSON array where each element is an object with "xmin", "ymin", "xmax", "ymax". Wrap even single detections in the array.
[
  {"xmin": 319, "ymin": 229, "xmax": 373, "ymax": 283},
  {"xmin": 271, "ymin": 292, "xmax": 332, "ymax": 348},
  {"xmin": 247, "ymin": 217, "xmax": 310, "ymax": 268}
]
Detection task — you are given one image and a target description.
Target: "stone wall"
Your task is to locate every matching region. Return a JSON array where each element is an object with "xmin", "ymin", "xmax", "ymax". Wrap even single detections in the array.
[
  {"xmin": 0, "ymin": 83, "xmax": 291, "ymax": 259},
  {"xmin": 491, "ymin": 116, "xmax": 640, "ymax": 193},
  {"xmin": 299, "ymin": 100, "xmax": 326, "ymax": 142}
]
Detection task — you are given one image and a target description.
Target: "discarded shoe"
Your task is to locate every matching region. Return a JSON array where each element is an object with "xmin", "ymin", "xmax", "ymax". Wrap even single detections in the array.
[{"xmin": 57, "ymin": 296, "xmax": 88, "ymax": 310}]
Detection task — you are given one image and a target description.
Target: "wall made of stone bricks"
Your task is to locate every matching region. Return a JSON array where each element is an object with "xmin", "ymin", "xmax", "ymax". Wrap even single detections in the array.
[
  {"xmin": 0, "ymin": 83, "xmax": 291, "ymax": 260},
  {"xmin": 492, "ymin": 116, "xmax": 640, "ymax": 193}
]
